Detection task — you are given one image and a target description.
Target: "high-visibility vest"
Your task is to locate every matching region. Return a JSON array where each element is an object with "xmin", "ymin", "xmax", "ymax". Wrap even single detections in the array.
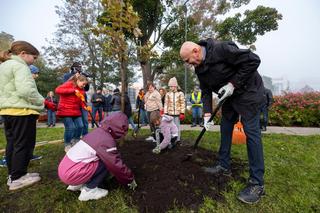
[{"xmin": 191, "ymin": 92, "xmax": 203, "ymax": 107}]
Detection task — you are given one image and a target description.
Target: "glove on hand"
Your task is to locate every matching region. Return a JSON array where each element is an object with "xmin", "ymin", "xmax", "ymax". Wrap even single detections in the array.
[
  {"xmin": 75, "ymin": 90, "xmax": 85, "ymax": 102},
  {"xmin": 218, "ymin": 82, "xmax": 234, "ymax": 101},
  {"xmin": 152, "ymin": 145, "xmax": 161, "ymax": 154},
  {"xmin": 203, "ymin": 116, "xmax": 214, "ymax": 131},
  {"xmin": 179, "ymin": 113, "xmax": 185, "ymax": 121},
  {"xmin": 160, "ymin": 109, "xmax": 164, "ymax": 116},
  {"xmin": 128, "ymin": 179, "xmax": 137, "ymax": 191},
  {"xmin": 84, "ymin": 106, "xmax": 92, "ymax": 112}
]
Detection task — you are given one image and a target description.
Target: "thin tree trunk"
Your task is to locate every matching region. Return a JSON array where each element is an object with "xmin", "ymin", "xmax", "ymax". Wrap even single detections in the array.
[
  {"xmin": 120, "ymin": 56, "xmax": 127, "ymax": 112},
  {"xmin": 141, "ymin": 61, "xmax": 152, "ymax": 89}
]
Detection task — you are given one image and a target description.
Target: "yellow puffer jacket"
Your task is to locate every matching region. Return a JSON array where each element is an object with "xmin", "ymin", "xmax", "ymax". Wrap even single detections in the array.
[{"xmin": 164, "ymin": 91, "xmax": 185, "ymax": 115}]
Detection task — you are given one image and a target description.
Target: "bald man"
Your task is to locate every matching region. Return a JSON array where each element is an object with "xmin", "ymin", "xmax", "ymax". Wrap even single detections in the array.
[{"xmin": 180, "ymin": 39, "xmax": 265, "ymax": 204}]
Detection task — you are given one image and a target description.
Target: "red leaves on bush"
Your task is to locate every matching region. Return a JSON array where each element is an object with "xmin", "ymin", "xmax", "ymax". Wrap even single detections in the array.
[{"xmin": 270, "ymin": 92, "xmax": 320, "ymax": 127}]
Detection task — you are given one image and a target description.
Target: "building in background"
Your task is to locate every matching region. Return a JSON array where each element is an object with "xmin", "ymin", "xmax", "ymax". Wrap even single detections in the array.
[
  {"xmin": 262, "ymin": 75, "xmax": 291, "ymax": 96},
  {"xmin": 272, "ymin": 77, "xmax": 290, "ymax": 95}
]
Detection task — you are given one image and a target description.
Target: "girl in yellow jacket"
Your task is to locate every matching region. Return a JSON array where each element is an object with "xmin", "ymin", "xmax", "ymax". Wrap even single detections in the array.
[{"xmin": 164, "ymin": 77, "xmax": 185, "ymax": 142}]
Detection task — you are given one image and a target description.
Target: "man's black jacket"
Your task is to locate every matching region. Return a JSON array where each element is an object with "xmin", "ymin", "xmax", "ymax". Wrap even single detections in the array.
[
  {"xmin": 195, "ymin": 38, "xmax": 265, "ymax": 120},
  {"xmin": 91, "ymin": 93, "xmax": 105, "ymax": 108}
]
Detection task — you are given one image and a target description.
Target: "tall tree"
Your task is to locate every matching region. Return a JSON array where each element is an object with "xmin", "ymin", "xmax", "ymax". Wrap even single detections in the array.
[
  {"xmin": 159, "ymin": 1, "xmax": 282, "ymax": 93},
  {"xmin": 0, "ymin": 31, "xmax": 14, "ymax": 51},
  {"xmin": 131, "ymin": 0, "xmax": 177, "ymax": 88},
  {"xmin": 43, "ymin": 0, "xmax": 121, "ymax": 90},
  {"xmin": 33, "ymin": 59, "xmax": 61, "ymax": 97},
  {"xmin": 95, "ymin": 0, "xmax": 141, "ymax": 110}
]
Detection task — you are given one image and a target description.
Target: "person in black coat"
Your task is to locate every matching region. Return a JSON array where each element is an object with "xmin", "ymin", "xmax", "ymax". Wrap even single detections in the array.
[
  {"xmin": 103, "ymin": 89, "xmax": 113, "ymax": 118},
  {"xmin": 110, "ymin": 88, "xmax": 121, "ymax": 112},
  {"xmin": 180, "ymin": 39, "xmax": 265, "ymax": 204},
  {"xmin": 260, "ymin": 88, "xmax": 274, "ymax": 131},
  {"xmin": 90, "ymin": 87, "xmax": 105, "ymax": 128}
]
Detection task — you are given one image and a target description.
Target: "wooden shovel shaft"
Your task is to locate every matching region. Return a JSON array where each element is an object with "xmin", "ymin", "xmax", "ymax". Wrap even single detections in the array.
[
  {"xmin": 79, "ymin": 97, "xmax": 100, "ymax": 128},
  {"xmin": 193, "ymin": 97, "xmax": 226, "ymax": 149}
]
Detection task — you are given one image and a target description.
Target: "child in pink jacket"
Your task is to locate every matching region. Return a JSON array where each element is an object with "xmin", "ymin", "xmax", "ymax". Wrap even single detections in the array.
[
  {"xmin": 149, "ymin": 111, "xmax": 179, "ymax": 154},
  {"xmin": 58, "ymin": 112, "xmax": 137, "ymax": 201}
]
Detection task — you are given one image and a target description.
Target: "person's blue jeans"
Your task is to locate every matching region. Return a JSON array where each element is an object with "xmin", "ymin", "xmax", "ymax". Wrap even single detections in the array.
[
  {"xmin": 92, "ymin": 106, "xmax": 103, "ymax": 126},
  {"xmin": 62, "ymin": 116, "xmax": 83, "ymax": 146},
  {"xmin": 219, "ymin": 111, "xmax": 264, "ymax": 185},
  {"xmin": 47, "ymin": 110, "xmax": 56, "ymax": 126},
  {"xmin": 81, "ymin": 108, "xmax": 88, "ymax": 136},
  {"xmin": 192, "ymin": 107, "xmax": 202, "ymax": 125},
  {"xmin": 139, "ymin": 109, "xmax": 148, "ymax": 125},
  {"xmin": 128, "ymin": 116, "xmax": 137, "ymax": 131},
  {"xmin": 260, "ymin": 104, "xmax": 269, "ymax": 128}
]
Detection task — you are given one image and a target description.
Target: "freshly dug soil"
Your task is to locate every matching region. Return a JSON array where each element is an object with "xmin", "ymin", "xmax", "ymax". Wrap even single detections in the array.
[{"xmin": 118, "ymin": 137, "xmax": 246, "ymax": 213}]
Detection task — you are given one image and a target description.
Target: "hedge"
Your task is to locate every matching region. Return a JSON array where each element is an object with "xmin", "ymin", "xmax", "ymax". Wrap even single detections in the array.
[{"xmin": 133, "ymin": 92, "xmax": 320, "ymax": 127}]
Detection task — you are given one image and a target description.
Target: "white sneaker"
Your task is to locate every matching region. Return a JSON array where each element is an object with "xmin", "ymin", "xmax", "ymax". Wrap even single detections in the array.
[
  {"xmin": 26, "ymin": 172, "xmax": 40, "ymax": 177},
  {"xmin": 64, "ymin": 145, "xmax": 72, "ymax": 153},
  {"xmin": 7, "ymin": 173, "xmax": 40, "ymax": 186},
  {"xmin": 67, "ymin": 184, "xmax": 83, "ymax": 191},
  {"xmin": 145, "ymin": 136, "xmax": 156, "ymax": 143},
  {"xmin": 78, "ymin": 186, "xmax": 108, "ymax": 201},
  {"xmin": 7, "ymin": 176, "xmax": 11, "ymax": 186},
  {"xmin": 8, "ymin": 174, "xmax": 41, "ymax": 191},
  {"xmin": 145, "ymin": 136, "xmax": 154, "ymax": 141}
]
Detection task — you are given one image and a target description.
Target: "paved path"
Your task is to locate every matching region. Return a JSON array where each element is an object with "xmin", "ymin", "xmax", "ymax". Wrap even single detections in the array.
[
  {"xmin": 181, "ymin": 125, "xmax": 320, "ymax": 136},
  {"xmin": 0, "ymin": 123, "xmax": 319, "ymax": 154},
  {"xmin": 14, "ymin": 122, "xmax": 320, "ymax": 136}
]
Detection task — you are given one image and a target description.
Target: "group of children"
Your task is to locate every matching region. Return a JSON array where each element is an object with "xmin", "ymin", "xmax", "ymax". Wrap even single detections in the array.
[{"xmin": 0, "ymin": 40, "xmax": 184, "ymax": 202}]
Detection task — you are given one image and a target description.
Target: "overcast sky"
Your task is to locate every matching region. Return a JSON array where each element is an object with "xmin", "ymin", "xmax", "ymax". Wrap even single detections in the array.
[{"xmin": 1, "ymin": 0, "xmax": 319, "ymax": 91}]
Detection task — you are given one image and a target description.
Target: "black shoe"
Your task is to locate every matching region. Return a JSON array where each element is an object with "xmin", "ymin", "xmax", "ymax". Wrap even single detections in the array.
[
  {"xmin": 261, "ymin": 126, "xmax": 267, "ymax": 131},
  {"xmin": 168, "ymin": 141, "xmax": 177, "ymax": 149},
  {"xmin": 199, "ymin": 124, "xmax": 204, "ymax": 127},
  {"xmin": 203, "ymin": 164, "xmax": 231, "ymax": 176},
  {"xmin": 237, "ymin": 182, "xmax": 265, "ymax": 204},
  {"xmin": 190, "ymin": 124, "xmax": 196, "ymax": 127}
]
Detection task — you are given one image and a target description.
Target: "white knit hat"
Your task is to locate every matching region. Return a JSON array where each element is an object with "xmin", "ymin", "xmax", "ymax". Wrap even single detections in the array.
[{"xmin": 168, "ymin": 77, "xmax": 178, "ymax": 87}]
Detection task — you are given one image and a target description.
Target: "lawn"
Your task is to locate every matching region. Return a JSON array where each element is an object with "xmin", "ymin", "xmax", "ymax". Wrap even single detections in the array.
[{"xmin": 0, "ymin": 128, "xmax": 319, "ymax": 212}]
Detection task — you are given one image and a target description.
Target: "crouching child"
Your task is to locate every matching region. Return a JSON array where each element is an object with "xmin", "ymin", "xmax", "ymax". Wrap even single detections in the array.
[
  {"xmin": 58, "ymin": 112, "xmax": 137, "ymax": 201},
  {"xmin": 150, "ymin": 111, "xmax": 179, "ymax": 154}
]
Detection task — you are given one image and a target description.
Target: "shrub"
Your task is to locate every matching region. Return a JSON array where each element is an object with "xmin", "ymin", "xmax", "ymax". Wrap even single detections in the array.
[
  {"xmin": 269, "ymin": 92, "xmax": 320, "ymax": 127},
  {"xmin": 132, "ymin": 92, "xmax": 320, "ymax": 127}
]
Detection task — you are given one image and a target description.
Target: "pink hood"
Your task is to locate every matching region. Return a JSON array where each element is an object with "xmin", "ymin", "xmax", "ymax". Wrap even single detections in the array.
[{"xmin": 100, "ymin": 112, "xmax": 128, "ymax": 139}]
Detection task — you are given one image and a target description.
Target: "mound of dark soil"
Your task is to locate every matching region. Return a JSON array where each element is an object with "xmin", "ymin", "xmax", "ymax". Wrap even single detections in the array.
[{"xmin": 119, "ymin": 137, "xmax": 246, "ymax": 213}]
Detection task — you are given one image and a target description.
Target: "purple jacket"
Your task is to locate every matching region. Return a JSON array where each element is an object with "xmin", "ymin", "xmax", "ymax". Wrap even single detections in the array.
[
  {"xmin": 58, "ymin": 112, "xmax": 134, "ymax": 185},
  {"xmin": 82, "ymin": 112, "xmax": 133, "ymax": 184}
]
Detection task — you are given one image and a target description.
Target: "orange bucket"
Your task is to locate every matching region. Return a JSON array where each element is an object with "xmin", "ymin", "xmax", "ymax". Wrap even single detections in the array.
[{"xmin": 232, "ymin": 121, "xmax": 246, "ymax": 144}]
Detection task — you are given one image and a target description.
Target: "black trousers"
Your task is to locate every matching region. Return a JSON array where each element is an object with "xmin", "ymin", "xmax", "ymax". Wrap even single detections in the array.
[
  {"xmin": 86, "ymin": 160, "xmax": 109, "ymax": 189},
  {"xmin": 3, "ymin": 115, "xmax": 38, "ymax": 180}
]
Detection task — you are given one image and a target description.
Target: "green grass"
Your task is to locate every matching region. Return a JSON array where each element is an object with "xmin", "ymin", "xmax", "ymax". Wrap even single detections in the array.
[{"xmin": 0, "ymin": 128, "xmax": 320, "ymax": 212}]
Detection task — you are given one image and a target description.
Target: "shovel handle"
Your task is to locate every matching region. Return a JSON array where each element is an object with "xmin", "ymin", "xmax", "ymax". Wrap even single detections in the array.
[
  {"xmin": 193, "ymin": 92, "xmax": 226, "ymax": 149},
  {"xmin": 78, "ymin": 95, "xmax": 100, "ymax": 128}
]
